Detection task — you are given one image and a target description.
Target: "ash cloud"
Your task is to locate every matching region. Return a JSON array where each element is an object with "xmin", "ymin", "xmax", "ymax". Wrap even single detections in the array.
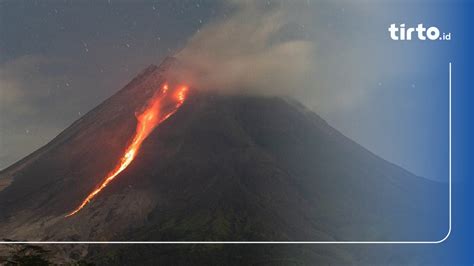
[{"xmin": 172, "ymin": 1, "xmax": 315, "ymax": 97}]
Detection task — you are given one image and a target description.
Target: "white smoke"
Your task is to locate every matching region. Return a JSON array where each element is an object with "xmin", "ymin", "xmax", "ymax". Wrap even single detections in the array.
[{"xmin": 172, "ymin": 1, "xmax": 315, "ymax": 96}]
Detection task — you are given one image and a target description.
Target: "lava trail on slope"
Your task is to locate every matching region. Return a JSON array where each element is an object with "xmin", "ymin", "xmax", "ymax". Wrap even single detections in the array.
[{"xmin": 66, "ymin": 83, "xmax": 188, "ymax": 217}]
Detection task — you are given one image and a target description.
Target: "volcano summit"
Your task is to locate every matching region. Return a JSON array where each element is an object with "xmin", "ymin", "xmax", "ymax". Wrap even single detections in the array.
[{"xmin": 0, "ymin": 57, "xmax": 447, "ymax": 264}]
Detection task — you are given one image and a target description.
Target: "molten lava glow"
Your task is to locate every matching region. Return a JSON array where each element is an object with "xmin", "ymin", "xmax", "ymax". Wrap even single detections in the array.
[{"xmin": 66, "ymin": 83, "xmax": 188, "ymax": 217}]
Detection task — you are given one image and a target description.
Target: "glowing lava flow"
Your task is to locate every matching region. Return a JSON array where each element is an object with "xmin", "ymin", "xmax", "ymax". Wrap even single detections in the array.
[{"xmin": 65, "ymin": 84, "xmax": 188, "ymax": 217}]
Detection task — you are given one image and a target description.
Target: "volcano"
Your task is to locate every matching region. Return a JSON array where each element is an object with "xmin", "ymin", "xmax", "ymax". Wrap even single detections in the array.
[{"xmin": 0, "ymin": 57, "xmax": 447, "ymax": 264}]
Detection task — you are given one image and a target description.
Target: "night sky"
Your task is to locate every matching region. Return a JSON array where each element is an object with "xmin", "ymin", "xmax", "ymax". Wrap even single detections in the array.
[{"xmin": 0, "ymin": 0, "xmax": 454, "ymax": 181}]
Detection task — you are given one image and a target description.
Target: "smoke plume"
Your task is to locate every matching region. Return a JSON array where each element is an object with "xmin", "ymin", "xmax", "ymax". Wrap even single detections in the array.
[{"xmin": 172, "ymin": 1, "xmax": 315, "ymax": 96}]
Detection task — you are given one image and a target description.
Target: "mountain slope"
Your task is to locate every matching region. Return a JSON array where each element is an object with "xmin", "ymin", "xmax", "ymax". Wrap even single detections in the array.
[{"xmin": 0, "ymin": 58, "xmax": 448, "ymax": 263}]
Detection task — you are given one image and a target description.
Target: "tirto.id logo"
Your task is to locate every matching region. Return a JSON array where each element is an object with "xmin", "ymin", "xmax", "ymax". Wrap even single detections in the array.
[{"xmin": 388, "ymin": 24, "xmax": 451, "ymax": 41}]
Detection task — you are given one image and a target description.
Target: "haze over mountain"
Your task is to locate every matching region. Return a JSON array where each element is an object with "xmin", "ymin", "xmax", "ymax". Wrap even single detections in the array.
[{"xmin": 0, "ymin": 58, "xmax": 448, "ymax": 264}]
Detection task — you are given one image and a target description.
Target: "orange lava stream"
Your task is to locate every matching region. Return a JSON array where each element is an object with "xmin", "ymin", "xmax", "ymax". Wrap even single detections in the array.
[{"xmin": 65, "ymin": 84, "xmax": 188, "ymax": 217}]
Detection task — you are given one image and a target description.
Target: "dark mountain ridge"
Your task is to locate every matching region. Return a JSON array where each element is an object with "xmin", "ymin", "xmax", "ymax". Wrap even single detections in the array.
[{"xmin": 0, "ymin": 58, "xmax": 448, "ymax": 264}]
